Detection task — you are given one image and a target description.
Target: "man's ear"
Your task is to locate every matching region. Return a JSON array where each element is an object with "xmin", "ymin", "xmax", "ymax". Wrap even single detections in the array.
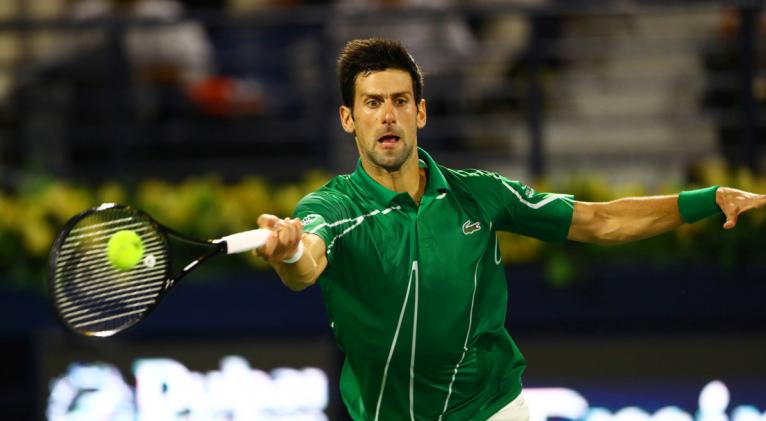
[
  {"xmin": 417, "ymin": 99, "xmax": 427, "ymax": 129},
  {"xmin": 339, "ymin": 105, "xmax": 355, "ymax": 134}
]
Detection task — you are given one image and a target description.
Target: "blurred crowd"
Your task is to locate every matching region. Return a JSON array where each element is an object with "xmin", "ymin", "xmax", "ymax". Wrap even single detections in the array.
[
  {"xmin": 3, "ymin": 0, "xmax": 564, "ymax": 116},
  {"xmin": 700, "ymin": 7, "xmax": 766, "ymax": 171},
  {"xmin": 0, "ymin": 1, "xmax": 764, "ymax": 183},
  {"xmin": 0, "ymin": 0, "xmax": 570, "ymax": 177}
]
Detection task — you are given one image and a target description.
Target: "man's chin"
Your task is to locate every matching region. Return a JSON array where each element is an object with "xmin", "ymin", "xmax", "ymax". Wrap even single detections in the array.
[
  {"xmin": 380, "ymin": 162, "xmax": 405, "ymax": 172},
  {"xmin": 370, "ymin": 151, "xmax": 411, "ymax": 172},
  {"xmin": 370, "ymin": 157, "xmax": 402, "ymax": 172}
]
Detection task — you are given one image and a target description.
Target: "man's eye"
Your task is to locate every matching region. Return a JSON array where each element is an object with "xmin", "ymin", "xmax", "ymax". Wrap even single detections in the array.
[
  {"xmin": 367, "ymin": 100, "xmax": 380, "ymax": 107},
  {"xmin": 396, "ymin": 98, "xmax": 408, "ymax": 105}
]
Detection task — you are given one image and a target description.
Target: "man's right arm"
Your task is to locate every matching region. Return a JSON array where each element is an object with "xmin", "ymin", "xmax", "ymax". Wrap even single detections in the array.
[{"xmin": 254, "ymin": 214, "xmax": 328, "ymax": 291}]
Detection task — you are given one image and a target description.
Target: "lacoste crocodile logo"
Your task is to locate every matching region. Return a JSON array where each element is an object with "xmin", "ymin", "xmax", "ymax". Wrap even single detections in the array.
[
  {"xmin": 462, "ymin": 220, "xmax": 481, "ymax": 235},
  {"xmin": 301, "ymin": 214, "xmax": 320, "ymax": 226}
]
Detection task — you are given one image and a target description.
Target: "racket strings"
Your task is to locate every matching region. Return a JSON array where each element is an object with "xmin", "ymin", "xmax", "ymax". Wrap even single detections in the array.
[
  {"xmin": 52, "ymin": 207, "xmax": 169, "ymax": 336},
  {"xmin": 55, "ymin": 242, "xmax": 165, "ymax": 282},
  {"xmin": 56, "ymin": 276, "xmax": 166, "ymax": 313},
  {"xmin": 54, "ymin": 265, "xmax": 165, "ymax": 299},
  {"xmin": 57, "ymin": 257, "xmax": 166, "ymax": 330}
]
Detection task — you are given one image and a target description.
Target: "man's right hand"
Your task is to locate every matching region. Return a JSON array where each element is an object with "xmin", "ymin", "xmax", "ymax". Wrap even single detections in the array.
[
  {"xmin": 253, "ymin": 213, "xmax": 328, "ymax": 291},
  {"xmin": 254, "ymin": 214, "xmax": 304, "ymax": 263}
]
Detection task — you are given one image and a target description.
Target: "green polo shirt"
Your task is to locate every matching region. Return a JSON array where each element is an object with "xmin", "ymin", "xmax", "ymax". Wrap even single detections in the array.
[{"xmin": 293, "ymin": 148, "xmax": 574, "ymax": 421}]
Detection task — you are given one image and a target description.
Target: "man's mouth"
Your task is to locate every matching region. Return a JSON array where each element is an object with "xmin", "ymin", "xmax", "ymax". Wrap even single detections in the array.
[{"xmin": 378, "ymin": 135, "xmax": 400, "ymax": 144}]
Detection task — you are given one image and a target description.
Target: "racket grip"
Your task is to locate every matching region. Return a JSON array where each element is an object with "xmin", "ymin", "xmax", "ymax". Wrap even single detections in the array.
[{"xmin": 218, "ymin": 229, "xmax": 271, "ymax": 254}]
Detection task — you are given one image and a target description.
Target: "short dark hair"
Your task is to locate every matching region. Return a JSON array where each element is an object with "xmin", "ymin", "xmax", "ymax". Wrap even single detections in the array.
[{"xmin": 337, "ymin": 38, "xmax": 424, "ymax": 109}]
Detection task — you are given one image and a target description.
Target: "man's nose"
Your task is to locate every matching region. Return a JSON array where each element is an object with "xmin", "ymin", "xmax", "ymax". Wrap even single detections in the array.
[{"xmin": 382, "ymin": 101, "xmax": 396, "ymax": 124}]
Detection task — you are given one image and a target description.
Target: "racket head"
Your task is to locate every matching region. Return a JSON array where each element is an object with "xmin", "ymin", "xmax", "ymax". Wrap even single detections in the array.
[{"xmin": 48, "ymin": 203, "xmax": 172, "ymax": 338}]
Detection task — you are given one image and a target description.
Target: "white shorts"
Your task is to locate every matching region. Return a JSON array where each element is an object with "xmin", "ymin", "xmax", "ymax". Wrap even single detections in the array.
[{"xmin": 486, "ymin": 394, "xmax": 529, "ymax": 421}]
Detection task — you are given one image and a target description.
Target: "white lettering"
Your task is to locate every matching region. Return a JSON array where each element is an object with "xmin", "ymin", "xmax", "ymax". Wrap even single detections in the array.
[
  {"xmin": 48, "ymin": 356, "xmax": 329, "ymax": 421},
  {"xmin": 48, "ymin": 365, "xmax": 762, "ymax": 421},
  {"xmin": 523, "ymin": 388, "xmax": 589, "ymax": 421},
  {"xmin": 523, "ymin": 381, "xmax": 764, "ymax": 421},
  {"xmin": 134, "ymin": 358, "xmax": 205, "ymax": 420}
]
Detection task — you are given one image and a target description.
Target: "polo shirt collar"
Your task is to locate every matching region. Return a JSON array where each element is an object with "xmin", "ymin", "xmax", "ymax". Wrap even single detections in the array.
[{"xmin": 351, "ymin": 147, "xmax": 450, "ymax": 207}]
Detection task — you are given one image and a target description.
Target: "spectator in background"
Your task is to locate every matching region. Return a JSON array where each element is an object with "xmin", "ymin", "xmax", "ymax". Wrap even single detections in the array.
[
  {"xmin": 463, "ymin": 0, "xmax": 568, "ymax": 114},
  {"xmin": 11, "ymin": 0, "xmax": 264, "ymax": 176},
  {"xmin": 216, "ymin": 0, "xmax": 327, "ymax": 118},
  {"xmin": 427, "ymin": 0, "xmax": 570, "ymax": 154},
  {"xmin": 463, "ymin": 0, "xmax": 544, "ymax": 113},
  {"xmin": 68, "ymin": 0, "xmax": 214, "ymax": 87},
  {"xmin": 31, "ymin": 0, "xmax": 262, "ymax": 123},
  {"xmin": 700, "ymin": 8, "xmax": 766, "ymax": 171}
]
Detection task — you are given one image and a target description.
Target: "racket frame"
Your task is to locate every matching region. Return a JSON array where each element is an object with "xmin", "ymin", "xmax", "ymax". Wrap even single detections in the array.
[{"xmin": 48, "ymin": 203, "xmax": 227, "ymax": 338}]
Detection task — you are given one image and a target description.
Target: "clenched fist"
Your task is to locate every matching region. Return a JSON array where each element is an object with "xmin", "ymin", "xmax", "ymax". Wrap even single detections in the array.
[{"xmin": 254, "ymin": 214, "xmax": 304, "ymax": 263}]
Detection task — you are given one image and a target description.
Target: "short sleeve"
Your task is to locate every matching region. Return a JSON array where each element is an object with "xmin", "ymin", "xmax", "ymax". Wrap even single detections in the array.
[
  {"xmin": 474, "ymin": 171, "xmax": 574, "ymax": 243},
  {"xmin": 292, "ymin": 190, "xmax": 345, "ymax": 263}
]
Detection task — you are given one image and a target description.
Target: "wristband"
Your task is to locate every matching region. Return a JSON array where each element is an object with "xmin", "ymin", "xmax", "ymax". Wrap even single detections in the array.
[
  {"xmin": 678, "ymin": 186, "xmax": 722, "ymax": 223},
  {"xmin": 281, "ymin": 241, "xmax": 304, "ymax": 264}
]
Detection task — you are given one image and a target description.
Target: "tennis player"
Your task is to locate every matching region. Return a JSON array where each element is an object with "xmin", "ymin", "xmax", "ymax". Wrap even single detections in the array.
[{"xmin": 255, "ymin": 38, "xmax": 766, "ymax": 421}]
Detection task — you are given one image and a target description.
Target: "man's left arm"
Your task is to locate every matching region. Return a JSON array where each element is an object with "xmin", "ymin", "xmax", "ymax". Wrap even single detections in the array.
[{"xmin": 567, "ymin": 187, "xmax": 766, "ymax": 245}]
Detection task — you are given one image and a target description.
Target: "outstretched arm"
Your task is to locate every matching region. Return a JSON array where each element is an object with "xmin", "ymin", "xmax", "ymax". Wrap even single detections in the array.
[
  {"xmin": 567, "ymin": 187, "xmax": 766, "ymax": 245},
  {"xmin": 253, "ymin": 214, "xmax": 328, "ymax": 291}
]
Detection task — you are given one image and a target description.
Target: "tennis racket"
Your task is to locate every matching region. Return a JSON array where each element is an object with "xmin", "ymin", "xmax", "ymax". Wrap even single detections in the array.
[{"xmin": 48, "ymin": 203, "xmax": 271, "ymax": 338}]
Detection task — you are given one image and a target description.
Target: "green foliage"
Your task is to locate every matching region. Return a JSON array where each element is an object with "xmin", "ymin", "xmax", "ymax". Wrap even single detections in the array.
[
  {"xmin": 1, "ymin": 161, "xmax": 765, "ymax": 291},
  {"xmin": 0, "ymin": 171, "xmax": 331, "ymax": 290}
]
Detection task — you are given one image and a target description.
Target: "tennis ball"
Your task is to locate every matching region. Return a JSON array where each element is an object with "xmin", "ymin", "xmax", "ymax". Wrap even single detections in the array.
[{"xmin": 107, "ymin": 230, "xmax": 144, "ymax": 271}]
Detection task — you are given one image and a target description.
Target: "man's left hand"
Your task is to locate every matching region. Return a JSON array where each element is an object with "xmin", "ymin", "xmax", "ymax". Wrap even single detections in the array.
[{"xmin": 716, "ymin": 187, "xmax": 766, "ymax": 229}]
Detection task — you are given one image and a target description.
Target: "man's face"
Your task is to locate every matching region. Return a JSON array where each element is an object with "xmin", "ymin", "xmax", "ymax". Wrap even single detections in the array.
[{"xmin": 339, "ymin": 69, "xmax": 426, "ymax": 172}]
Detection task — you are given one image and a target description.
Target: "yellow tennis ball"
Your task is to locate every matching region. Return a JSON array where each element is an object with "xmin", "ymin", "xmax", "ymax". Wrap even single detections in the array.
[{"xmin": 107, "ymin": 230, "xmax": 144, "ymax": 271}]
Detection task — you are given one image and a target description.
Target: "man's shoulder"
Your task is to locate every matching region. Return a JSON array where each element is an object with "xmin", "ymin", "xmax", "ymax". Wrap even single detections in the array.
[
  {"xmin": 295, "ymin": 174, "xmax": 356, "ymax": 211},
  {"xmin": 439, "ymin": 166, "xmax": 507, "ymax": 192},
  {"xmin": 308, "ymin": 173, "xmax": 356, "ymax": 199},
  {"xmin": 441, "ymin": 166, "xmax": 499, "ymax": 180}
]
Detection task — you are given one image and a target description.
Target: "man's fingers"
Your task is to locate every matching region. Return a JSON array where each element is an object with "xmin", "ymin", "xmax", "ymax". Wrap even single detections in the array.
[
  {"xmin": 717, "ymin": 190, "xmax": 766, "ymax": 229},
  {"xmin": 253, "ymin": 217, "xmax": 304, "ymax": 261},
  {"xmin": 277, "ymin": 222, "xmax": 291, "ymax": 246},
  {"xmin": 254, "ymin": 230, "xmax": 279, "ymax": 258},
  {"xmin": 262, "ymin": 219, "xmax": 300, "ymax": 260},
  {"xmin": 289, "ymin": 218, "xmax": 303, "ymax": 244},
  {"xmin": 722, "ymin": 203, "xmax": 739, "ymax": 229},
  {"xmin": 283, "ymin": 220, "xmax": 296, "ymax": 246},
  {"xmin": 257, "ymin": 214, "xmax": 280, "ymax": 229},
  {"xmin": 281, "ymin": 219, "xmax": 302, "ymax": 251}
]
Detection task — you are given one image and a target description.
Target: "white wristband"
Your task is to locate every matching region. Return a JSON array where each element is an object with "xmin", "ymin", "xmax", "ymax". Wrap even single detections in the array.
[{"xmin": 281, "ymin": 240, "xmax": 304, "ymax": 264}]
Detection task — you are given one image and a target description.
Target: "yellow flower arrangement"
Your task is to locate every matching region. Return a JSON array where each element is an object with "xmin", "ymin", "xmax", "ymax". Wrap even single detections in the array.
[{"xmin": 1, "ymin": 162, "xmax": 764, "ymax": 290}]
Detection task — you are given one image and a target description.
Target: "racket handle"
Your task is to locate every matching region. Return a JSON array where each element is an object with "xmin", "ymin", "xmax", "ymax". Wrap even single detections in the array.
[{"xmin": 218, "ymin": 229, "xmax": 271, "ymax": 254}]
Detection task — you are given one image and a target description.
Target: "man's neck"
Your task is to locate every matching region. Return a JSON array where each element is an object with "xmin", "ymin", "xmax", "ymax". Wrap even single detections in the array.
[{"xmin": 362, "ymin": 155, "xmax": 426, "ymax": 205}]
